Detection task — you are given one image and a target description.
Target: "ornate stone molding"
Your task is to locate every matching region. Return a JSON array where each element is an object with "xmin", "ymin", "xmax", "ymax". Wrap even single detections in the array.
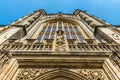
[
  {"xmin": 16, "ymin": 68, "xmax": 53, "ymax": 80},
  {"xmin": 0, "ymin": 50, "xmax": 12, "ymax": 71},
  {"xmin": 16, "ymin": 68, "xmax": 108, "ymax": 80},
  {"xmin": 112, "ymin": 33, "xmax": 120, "ymax": 40},
  {"xmin": 110, "ymin": 50, "xmax": 120, "ymax": 68},
  {"xmin": 70, "ymin": 69, "xmax": 108, "ymax": 80}
]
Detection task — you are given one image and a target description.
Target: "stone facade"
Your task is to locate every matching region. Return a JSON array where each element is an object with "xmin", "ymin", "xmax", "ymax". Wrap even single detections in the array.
[{"xmin": 0, "ymin": 9, "xmax": 120, "ymax": 80}]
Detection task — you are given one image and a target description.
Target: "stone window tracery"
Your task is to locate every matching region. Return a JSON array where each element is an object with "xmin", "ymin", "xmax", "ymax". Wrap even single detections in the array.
[{"xmin": 36, "ymin": 21, "xmax": 85, "ymax": 52}]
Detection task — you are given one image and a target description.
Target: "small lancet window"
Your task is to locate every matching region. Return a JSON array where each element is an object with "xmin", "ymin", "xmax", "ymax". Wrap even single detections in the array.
[
  {"xmin": 37, "ymin": 33, "xmax": 43, "ymax": 42},
  {"xmin": 58, "ymin": 22, "xmax": 62, "ymax": 30},
  {"xmin": 47, "ymin": 26, "xmax": 51, "ymax": 32}
]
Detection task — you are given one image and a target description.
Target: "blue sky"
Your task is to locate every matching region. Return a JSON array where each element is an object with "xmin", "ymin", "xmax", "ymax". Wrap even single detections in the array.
[{"xmin": 0, "ymin": 0, "xmax": 120, "ymax": 25}]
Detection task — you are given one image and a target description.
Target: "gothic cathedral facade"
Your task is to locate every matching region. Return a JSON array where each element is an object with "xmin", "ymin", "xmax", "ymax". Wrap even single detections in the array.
[{"xmin": 0, "ymin": 9, "xmax": 120, "ymax": 80}]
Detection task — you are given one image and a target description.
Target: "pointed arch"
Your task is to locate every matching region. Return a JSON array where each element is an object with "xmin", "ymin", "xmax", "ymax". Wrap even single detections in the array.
[
  {"xmin": 34, "ymin": 69, "xmax": 88, "ymax": 80},
  {"xmin": 41, "ymin": 17, "xmax": 80, "ymax": 25}
]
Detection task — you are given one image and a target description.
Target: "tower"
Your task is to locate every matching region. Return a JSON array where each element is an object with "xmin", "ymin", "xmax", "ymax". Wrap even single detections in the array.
[{"xmin": 0, "ymin": 9, "xmax": 120, "ymax": 80}]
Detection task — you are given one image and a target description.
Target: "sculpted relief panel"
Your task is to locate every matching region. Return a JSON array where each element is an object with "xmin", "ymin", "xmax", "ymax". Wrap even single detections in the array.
[
  {"xmin": 70, "ymin": 69, "xmax": 108, "ymax": 80},
  {"xmin": 16, "ymin": 68, "xmax": 53, "ymax": 80},
  {"xmin": 15, "ymin": 68, "xmax": 109, "ymax": 80}
]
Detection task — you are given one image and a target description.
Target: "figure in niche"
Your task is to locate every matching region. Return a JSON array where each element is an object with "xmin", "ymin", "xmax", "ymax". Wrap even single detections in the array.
[{"xmin": 56, "ymin": 30, "xmax": 66, "ymax": 51}]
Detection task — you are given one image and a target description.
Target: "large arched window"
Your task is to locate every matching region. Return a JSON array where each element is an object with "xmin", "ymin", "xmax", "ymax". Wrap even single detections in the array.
[
  {"xmin": 34, "ymin": 18, "xmax": 89, "ymax": 52},
  {"xmin": 37, "ymin": 21, "xmax": 84, "ymax": 43}
]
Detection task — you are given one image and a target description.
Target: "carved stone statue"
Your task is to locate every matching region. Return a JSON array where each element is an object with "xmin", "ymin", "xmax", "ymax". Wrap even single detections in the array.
[{"xmin": 55, "ymin": 30, "xmax": 66, "ymax": 51}]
